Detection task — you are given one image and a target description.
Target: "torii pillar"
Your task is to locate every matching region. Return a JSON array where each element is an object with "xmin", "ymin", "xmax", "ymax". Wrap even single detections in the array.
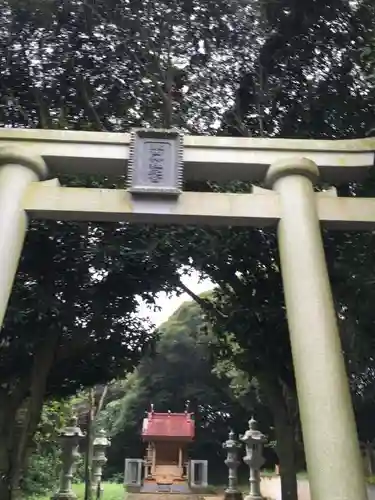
[
  {"xmin": 0, "ymin": 148, "xmax": 48, "ymax": 326},
  {"xmin": 265, "ymin": 158, "xmax": 367, "ymax": 500}
]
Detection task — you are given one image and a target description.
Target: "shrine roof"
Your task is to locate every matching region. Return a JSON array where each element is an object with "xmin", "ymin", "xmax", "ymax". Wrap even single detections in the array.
[{"xmin": 142, "ymin": 411, "xmax": 195, "ymax": 441}]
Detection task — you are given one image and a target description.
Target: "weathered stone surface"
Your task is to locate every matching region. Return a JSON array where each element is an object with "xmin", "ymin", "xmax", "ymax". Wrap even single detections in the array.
[
  {"xmin": 223, "ymin": 492, "xmax": 243, "ymax": 500},
  {"xmin": 51, "ymin": 494, "xmax": 77, "ymax": 500},
  {"xmin": 127, "ymin": 494, "xmax": 203, "ymax": 500}
]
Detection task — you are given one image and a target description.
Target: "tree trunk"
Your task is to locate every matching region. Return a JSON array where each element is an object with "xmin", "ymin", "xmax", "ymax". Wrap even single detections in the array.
[
  {"xmin": 10, "ymin": 334, "xmax": 59, "ymax": 498},
  {"xmin": 84, "ymin": 389, "xmax": 95, "ymax": 500},
  {"xmin": 0, "ymin": 383, "xmax": 29, "ymax": 500},
  {"xmin": 259, "ymin": 374, "xmax": 299, "ymax": 500},
  {"xmin": 273, "ymin": 406, "xmax": 299, "ymax": 500},
  {"xmin": 0, "ymin": 436, "xmax": 12, "ymax": 500},
  {"xmin": 0, "ymin": 333, "xmax": 59, "ymax": 500}
]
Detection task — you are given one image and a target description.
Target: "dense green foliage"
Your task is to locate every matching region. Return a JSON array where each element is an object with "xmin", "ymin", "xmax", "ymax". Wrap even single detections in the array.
[
  {"xmin": 0, "ymin": 0, "xmax": 375, "ymax": 499},
  {"xmin": 21, "ymin": 400, "xmax": 71, "ymax": 496}
]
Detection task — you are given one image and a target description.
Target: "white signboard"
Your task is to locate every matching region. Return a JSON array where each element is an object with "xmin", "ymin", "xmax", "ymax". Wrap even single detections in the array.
[{"xmin": 128, "ymin": 129, "xmax": 183, "ymax": 196}]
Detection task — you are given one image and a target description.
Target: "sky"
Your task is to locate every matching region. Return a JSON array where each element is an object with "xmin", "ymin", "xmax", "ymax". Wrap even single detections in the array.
[{"xmin": 137, "ymin": 271, "xmax": 214, "ymax": 327}]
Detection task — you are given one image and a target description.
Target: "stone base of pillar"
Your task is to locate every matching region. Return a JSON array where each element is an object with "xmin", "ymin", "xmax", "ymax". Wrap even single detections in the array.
[
  {"xmin": 243, "ymin": 495, "xmax": 263, "ymax": 500},
  {"xmin": 224, "ymin": 490, "xmax": 243, "ymax": 500},
  {"xmin": 91, "ymin": 484, "xmax": 104, "ymax": 494},
  {"xmin": 51, "ymin": 493, "xmax": 77, "ymax": 500}
]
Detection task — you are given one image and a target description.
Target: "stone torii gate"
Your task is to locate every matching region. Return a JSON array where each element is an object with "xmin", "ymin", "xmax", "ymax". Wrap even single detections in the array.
[{"xmin": 0, "ymin": 128, "xmax": 375, "ymax": 500}]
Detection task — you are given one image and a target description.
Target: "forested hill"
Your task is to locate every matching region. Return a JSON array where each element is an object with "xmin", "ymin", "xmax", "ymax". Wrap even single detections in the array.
[
  {"xmin": 99, "ymin": 293, "xmax": 260, "ymax": 480},
  {"xmin": 157, "ymin": 292, "xmax": 212, "ymax": 340}
]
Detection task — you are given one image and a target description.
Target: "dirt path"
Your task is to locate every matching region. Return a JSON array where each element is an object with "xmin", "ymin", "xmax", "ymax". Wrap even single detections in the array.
[
  {"xmin": 126, "ymin": 480, "xmax": 375, "ymax": 499},
  {"xmin": 261, "ymin": 477, "xmax": 375, "ymax": 499}
]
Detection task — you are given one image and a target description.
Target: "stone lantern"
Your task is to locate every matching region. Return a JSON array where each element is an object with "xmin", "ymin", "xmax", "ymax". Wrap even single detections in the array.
[
  {"xmin": 223, "ymin": 430, "xmax": 243, "ymax": 500},
  {"xmin": 52, "ymin": 416, "xmax": 84, "ymax": 500},
  {"xmin": 92, "ymin": 429, "xmax": 111, "ymax": 496},
  {"xmin": 240, "ymin": 418, "xmax": 267, "ymax": 500}
]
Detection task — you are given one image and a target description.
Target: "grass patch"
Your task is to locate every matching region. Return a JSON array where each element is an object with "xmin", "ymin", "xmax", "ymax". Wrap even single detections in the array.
[{"xmin": 29, "ymin": 482, "xmax": 125, "ymax": 500}]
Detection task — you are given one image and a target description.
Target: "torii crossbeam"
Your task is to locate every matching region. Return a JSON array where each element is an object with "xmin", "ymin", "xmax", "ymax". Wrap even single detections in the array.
[{"xmin": 1, "ymin": 129, "xmax": 375, "ymax": 500}]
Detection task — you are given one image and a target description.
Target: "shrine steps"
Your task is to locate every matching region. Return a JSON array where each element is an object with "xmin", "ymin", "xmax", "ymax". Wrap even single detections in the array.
[{"xmin": 140, "ymin": 481, "xmax": 191, "ymax": 494}]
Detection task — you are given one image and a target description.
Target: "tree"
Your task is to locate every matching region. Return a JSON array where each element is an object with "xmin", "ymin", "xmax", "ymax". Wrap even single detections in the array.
[
  {"xmin": 99, "ymin": 299, "xmax": 255, "ymax": 483},
  {"xmin": 1, "ymin": 1, "xmax": 375, "ymax": 499},
  {"xmin": 20, "ymin": 398, "xmax": 73, "ymax": 497},
  {"xmin": 0, "ymin": 217, "xmax": 184, "ymax": 499}
]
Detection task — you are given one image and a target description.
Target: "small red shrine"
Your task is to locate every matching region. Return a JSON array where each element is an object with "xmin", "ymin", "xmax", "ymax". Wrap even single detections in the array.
[{"xmin": 142, "ymin": 405, "xmax": 195, "ymax": 487}]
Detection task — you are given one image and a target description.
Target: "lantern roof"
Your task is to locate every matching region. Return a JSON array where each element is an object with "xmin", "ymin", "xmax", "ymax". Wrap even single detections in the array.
[{"xmin": 240, "ymin": 418, "xmax": 267, "ymax": 444}]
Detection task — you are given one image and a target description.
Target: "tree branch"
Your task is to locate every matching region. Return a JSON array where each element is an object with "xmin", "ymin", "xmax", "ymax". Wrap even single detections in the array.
[
  {"xmin": 77, "ymin": 75, "xmax": 107, "ymax": 131},
  {"xmin": 177, "ymin": 278, "xmax": 227, "ymax": 319}
]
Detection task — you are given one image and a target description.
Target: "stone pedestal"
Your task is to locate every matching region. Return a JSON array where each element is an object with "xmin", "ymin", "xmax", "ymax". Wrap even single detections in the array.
[{"xmin": 224, "ymin": 492, "xmax": 244, "ymax": 500}]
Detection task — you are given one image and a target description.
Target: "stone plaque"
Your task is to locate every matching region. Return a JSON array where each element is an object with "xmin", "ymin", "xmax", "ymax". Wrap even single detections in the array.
[{"xmin": 128, "ymin": 128, "xmax": 183, "ymax": 195}]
